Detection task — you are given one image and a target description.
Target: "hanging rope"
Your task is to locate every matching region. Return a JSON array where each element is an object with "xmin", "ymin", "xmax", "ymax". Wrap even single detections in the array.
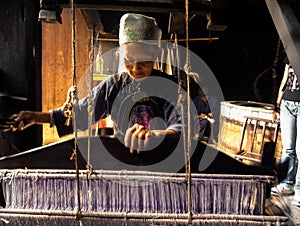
[
  {"xmin": 271, "ymin": 38, "xmax": 282, "ymax": 104},
  {"xmin": 184, "ymin": 0, "xmax": 192, "ymax": 224},
  {"xmin": 253, "ymin": 37, "xmax": 281, "ymax": 102},
  {"xmin": 86, "ymin": 27, "xmax": 96, "ymax": 177},
  {"xmin": 174, "ymin": 33, "xmax": 187, "ymax": 168},
  {"xmin": 85, "ymin": 26, "xmax": 97, "ymax": 211},
  {"xmin": 174, "ymin": 0, "xmax": 192, "ymax": 223},
  {"xmin": 67, "ymin": 0, "xmax": 81, "ymax": 221}
]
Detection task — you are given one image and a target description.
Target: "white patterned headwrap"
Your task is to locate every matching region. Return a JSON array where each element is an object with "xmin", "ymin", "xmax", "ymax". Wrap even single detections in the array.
[{"xmin": 119, "ymin": 13, "xmax": 162, "ymax": 46}]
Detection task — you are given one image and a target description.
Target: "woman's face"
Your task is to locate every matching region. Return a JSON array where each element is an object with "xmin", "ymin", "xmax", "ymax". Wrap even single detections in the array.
[{"xmin": 122, "ymin": 43, "xmax": 159, "ymax": 81}]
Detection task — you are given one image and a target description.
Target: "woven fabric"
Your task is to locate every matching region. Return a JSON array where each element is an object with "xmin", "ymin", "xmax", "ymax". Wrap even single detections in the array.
[{"xmin": 0, "ymin": 170, "xmax": 273, "ymax": 215}]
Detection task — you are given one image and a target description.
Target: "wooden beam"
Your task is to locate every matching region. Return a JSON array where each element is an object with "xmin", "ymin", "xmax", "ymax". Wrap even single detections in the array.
[
  {"xmin": 59, "ymin": 0, "xmax": 209, "ymax": 15},
  {"xmin": 265, "ymin": 0, "xmax": 300, "ymax": 77},
  {"xmin": 80, "ymin": 9, "xmax": 104, "ymax": 32}
]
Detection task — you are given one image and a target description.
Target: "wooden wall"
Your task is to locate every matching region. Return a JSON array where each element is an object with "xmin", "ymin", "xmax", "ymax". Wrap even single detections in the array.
[{"xmin": 42, "ymin": 9, "xmax": 91, "ymax": 144}]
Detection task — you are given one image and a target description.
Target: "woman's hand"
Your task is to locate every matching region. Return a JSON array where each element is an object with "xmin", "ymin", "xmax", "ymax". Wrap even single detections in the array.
[
  {"xmin": 124, "ymin": 124, "xmax": 171, "ymax": 154},
  {"xmin": 7, "ymin": 111, "xmax": 36, "ymax": 131},
  {"xmin": 5, "ymin": 111, "xmax": 50, "ymax": 132},
  {"xmin": 198, "ymin": 113, "xmax": 206, "ymax": 119}
]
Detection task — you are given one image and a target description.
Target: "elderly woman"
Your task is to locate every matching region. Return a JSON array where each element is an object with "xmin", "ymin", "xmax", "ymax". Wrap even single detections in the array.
[{"xmin": 9, "ymin": 13, "xmax": 187, "ymax": 154}]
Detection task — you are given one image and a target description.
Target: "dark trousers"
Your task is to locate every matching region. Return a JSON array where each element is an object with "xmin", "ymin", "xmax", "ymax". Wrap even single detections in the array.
[{"xmin": 198, "ymin": 119, "xmax": 211, "ymax": 139}]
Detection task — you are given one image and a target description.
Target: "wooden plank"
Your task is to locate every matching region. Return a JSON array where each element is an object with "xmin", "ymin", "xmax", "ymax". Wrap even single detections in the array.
[{"xmin": 42, "ymin": 9, "xmax": 90, "ymax": 144}]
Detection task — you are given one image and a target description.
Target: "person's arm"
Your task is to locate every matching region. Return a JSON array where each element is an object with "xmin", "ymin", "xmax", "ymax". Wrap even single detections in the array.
[
  {"xmin": 124, "ymin": 98, "xmax": 181, "ymax": 154},
  {"xmin": 276, "ymin": 64, "xmax": 289, "ymax": 110},
  {"xmin": 198, "ymin": 113, "xmax": 207, "ymax": 119},
  {"xmin": 53, "ymin": 77, "xmax": 114, "ymax": 137},
  {"xmin": 272, "ymin": 64, "xmax": 289, "ymax": 123},
  {"xmin": 9, "ymin": 111, "xmax": 50, "ymax": 131}
]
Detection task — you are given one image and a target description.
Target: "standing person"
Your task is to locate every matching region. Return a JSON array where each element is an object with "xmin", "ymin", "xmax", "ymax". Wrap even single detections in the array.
[
  {"xmin": 271, "ymin": 63, "xmax": 300, "ymax": 206},
  {"xmin": 7, "ymin": 13, "xmax": 198, "ymax": 155}
]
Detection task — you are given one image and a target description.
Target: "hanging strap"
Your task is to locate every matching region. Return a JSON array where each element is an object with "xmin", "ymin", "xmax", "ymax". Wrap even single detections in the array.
[
  {"xmin": 184, "ymin": 0, "xmax": 192, "ymax": 223},
  {"xmin": 66, "ymin": 0, "xmax": 82, "ymax": 221},
  {"xmin": 85, "ymin": 27, "xmax": 97, "ymax": 211}
]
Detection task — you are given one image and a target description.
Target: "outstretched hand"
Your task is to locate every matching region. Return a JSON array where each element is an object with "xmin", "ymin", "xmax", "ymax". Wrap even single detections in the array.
[
  {"xmin": 3, "ymin": 111, "xmax": 50, "ymax": 132},
  {"xmin": 6, "ymin": 111, "xmax": 36, "ymax": 131}
]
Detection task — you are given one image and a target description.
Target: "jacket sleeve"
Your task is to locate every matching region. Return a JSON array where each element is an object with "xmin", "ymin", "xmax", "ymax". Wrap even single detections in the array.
[{"xmin": 52, "ymin": 78, "xmax": 112, "ymax": 137}]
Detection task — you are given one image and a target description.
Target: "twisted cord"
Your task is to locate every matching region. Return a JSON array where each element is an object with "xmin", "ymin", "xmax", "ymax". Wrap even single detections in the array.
[
  {"xmin": 70, "ymin": 0, "xmax": 81, "ymax": 221},
  {"xmin": 184, "ymin": 0, "xmax": 192, "ymax": 224},
  {"xmin": 253, "ymin": 38, "xmax": 281, "ymax": 102}
]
